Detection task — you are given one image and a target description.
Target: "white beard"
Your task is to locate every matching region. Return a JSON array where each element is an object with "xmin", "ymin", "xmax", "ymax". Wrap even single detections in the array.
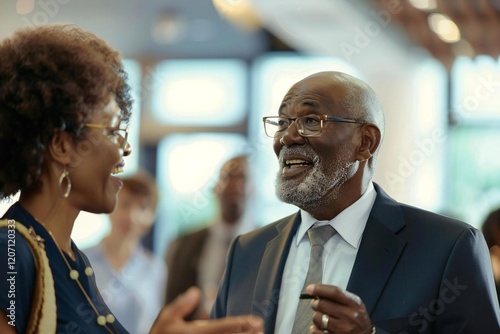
[{"xmin": 275, "ymin": 144, "xmax": 354, "ymax": 211}]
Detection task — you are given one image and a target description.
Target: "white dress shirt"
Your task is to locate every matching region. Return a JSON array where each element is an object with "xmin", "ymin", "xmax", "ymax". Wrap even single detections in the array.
[{"xmin": 275, "ymin": 183, "xmax": 377, "ymax": 334}]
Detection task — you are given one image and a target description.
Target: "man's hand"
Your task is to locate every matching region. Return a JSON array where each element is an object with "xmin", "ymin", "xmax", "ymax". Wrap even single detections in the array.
[
  {"xmin": 306, "ymin": 284, "xmax": 373, "ymax": 334},
  {"xmin": 150, "ymin": 287, "xmax": 264, "ymax": 334}
]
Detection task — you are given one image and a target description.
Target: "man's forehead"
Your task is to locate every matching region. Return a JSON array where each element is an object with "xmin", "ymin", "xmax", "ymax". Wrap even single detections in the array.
[
  {"xmin": 281, "ymin": 81, "xmax": 349, "ymax": 110},
  {"xmin": 292, "ymin": 73, "xmax": 350, "ymax": 91}
]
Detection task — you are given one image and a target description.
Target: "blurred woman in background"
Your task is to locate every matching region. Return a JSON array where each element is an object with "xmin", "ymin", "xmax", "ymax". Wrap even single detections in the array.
[{"xmin": 85, "ymin": 170, "xmax": 167, "ymax": 333}]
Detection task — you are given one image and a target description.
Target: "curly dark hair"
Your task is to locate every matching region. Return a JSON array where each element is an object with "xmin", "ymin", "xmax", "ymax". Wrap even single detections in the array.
[{"xmin": 0, "ymin": 24, "xmax": 133, "ymax": 199}]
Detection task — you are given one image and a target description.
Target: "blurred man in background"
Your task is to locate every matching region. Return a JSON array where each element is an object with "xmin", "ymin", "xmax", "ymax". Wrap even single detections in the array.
[{"xmin": 165, "ymin": 155, "xmax": 253, "ymax": 319}]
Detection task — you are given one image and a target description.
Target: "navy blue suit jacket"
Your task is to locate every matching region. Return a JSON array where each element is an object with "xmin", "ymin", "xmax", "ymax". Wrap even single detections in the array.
[{"xmin": 211, "ymin": 184, "xmax": 500, "ymax": 333}]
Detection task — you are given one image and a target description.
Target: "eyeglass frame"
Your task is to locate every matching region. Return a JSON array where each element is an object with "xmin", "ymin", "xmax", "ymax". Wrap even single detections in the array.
[
  {"xmin": 262, "ymin": 114, "xmax": 366, "ymax": 138},
  {"xmin": 84, "ymin": 122, "xmax": 130, "ymax": 150}
]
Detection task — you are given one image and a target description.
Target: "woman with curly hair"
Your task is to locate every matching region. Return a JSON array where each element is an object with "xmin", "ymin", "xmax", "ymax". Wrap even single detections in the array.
[{"xmin": 0, "ymin": 25, "xmax": 263, "ymax": 334}]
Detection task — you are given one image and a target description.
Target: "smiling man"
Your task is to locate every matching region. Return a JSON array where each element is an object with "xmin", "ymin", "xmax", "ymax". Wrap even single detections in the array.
[{"xmin": 210, "ymin": 71, "xmax": 500, "ymax": 334}]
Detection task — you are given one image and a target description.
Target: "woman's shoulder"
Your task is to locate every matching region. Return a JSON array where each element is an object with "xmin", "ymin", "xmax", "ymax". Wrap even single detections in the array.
[
  {"xmin": 0, "ymin": 221, "xmax": 38, "ymax": 284},
  {"xmin": 0, "ymin": 221, "xmax": 37, "ymax": 334},
  {"xmin": 0, "ymin": 223, "xmax": 36, "ymax": 266}
]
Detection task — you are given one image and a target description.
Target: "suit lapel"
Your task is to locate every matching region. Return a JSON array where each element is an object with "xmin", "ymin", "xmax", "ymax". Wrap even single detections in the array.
[
  {"xmin": 252, "ymin": 213, "xmax": 301, "ymax": 334},
  {"xmin": 347, "ymin": 184, "xmax": 407, "ymax": 315}
]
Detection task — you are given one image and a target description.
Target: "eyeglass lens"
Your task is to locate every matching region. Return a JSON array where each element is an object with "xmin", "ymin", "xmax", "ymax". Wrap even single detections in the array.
[{"xmin": 265, "ymin": 116, "xmax": 322, "ymax": 137}]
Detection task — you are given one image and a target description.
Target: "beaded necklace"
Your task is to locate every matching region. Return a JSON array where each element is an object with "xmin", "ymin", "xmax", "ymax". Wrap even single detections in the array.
[{"xmin": 38, "ymin": 222, "xmax": 118, "ymax": 333}]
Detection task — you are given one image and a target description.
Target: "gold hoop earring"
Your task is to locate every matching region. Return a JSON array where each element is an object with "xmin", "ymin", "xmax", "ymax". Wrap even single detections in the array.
[{"xmin": 58, "ymin": 166, "xmax": 71, "ymax": 198}]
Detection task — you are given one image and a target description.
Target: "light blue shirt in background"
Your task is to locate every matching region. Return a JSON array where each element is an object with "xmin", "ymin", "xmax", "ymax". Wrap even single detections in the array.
[{"xmin": 84, "ymin": 244, "xmax": 167, "ymax": 334}]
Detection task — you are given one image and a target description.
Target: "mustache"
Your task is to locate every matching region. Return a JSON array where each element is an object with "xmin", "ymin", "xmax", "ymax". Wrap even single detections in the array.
[{"xmin": 278, "ymin": 146, "xmax": 319, "ymax": 164}]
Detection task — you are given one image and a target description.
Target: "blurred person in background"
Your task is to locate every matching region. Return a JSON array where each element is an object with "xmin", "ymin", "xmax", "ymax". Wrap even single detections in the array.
[
  {"xmin": 165, "ymin": 154, "xmax": 254, "ymax": 319},
  {"xmin": 481, "ymin": 207, "xmax": 500, "ymax": 303},
  {"xmin": 0, "ymin": 24, "xmax": 263, "ymax": 334},
  {"xmin": 84, "ymin": 170, "xmax": 166, "ymax": 333}
]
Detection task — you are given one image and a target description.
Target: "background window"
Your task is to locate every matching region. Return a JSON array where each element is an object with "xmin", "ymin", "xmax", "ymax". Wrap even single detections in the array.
[
  {"xmin": 451, "ymin": 56, "xmax": 500, "ymax": 121},
  {"xmin": 151, "ymin": 59, "xmax": 247, "ymax": 126},
  {"xmin": 447, "ymin": 56, "xmax": 500, "ymax": 227}
]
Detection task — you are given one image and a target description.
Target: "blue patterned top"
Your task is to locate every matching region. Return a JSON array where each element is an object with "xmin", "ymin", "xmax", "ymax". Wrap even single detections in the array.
[{"xmin": 0, "ymin": 202, "xmax": 128, "ymax": 333}]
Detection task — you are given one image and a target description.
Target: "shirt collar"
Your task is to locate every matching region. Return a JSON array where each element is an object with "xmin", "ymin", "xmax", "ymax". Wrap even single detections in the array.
[{"xmin": 296, "ymin": 182, "xmax": 377, "ymax": 248}]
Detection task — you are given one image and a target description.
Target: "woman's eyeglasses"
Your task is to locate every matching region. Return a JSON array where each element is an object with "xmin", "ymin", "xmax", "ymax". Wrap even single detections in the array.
[{"xmin": 84, "ymin": 123, "xmax": 129, "ymax": 150}]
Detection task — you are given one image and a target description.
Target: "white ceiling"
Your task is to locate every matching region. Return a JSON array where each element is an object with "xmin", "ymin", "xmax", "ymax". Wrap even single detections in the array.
[
  {"xmin": 0, "ymin": 0, "xmax": 422, "ymax": 69},
  {"xmin": 0, "ymin": 0, "xmax": 268, "ymax": 59},
  {"xmin": 251, "ymin": 0, "xmax": 415, "ymax": 68}
]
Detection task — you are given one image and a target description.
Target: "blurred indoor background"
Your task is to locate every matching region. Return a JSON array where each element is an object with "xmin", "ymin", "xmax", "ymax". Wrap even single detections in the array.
[{"xmin": 1, "ymin": 0, "xmax": 499, "ymax": 257}]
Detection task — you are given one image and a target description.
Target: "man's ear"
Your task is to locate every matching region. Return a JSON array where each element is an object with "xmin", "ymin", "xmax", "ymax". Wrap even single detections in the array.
[
  {"xmin": 47, "ymin": 131, "xmax": 75, "ymax": 166},
  {"xmin": 356, "ymin": 124, "xmax": 381, "ymax": 162}
]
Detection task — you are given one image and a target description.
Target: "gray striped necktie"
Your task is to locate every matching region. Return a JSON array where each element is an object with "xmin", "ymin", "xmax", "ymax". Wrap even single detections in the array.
[{"xmin": 292, "ymin": 224, "xmax": 336, "ymax": 334}]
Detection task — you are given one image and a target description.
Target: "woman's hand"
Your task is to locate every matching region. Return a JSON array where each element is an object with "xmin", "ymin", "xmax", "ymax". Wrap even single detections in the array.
[{"xmin": 150, "ymin": 287, "xmax": 264, "ymax": 334}]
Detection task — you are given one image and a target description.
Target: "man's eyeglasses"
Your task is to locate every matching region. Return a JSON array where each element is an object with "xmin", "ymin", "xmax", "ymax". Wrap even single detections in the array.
[
  {"xmin": 262, "ymin": 114, "xmax": 365, "ymax": 138},
  {"xmin": 84, "ymin": 123, "xmax": 129, "ymax": 150}
]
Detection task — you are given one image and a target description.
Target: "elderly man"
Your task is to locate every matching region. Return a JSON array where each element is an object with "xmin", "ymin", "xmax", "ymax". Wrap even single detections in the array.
[{"xmin": 211, "ymin": 71, "xmax": 500, "ymax": 333}]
